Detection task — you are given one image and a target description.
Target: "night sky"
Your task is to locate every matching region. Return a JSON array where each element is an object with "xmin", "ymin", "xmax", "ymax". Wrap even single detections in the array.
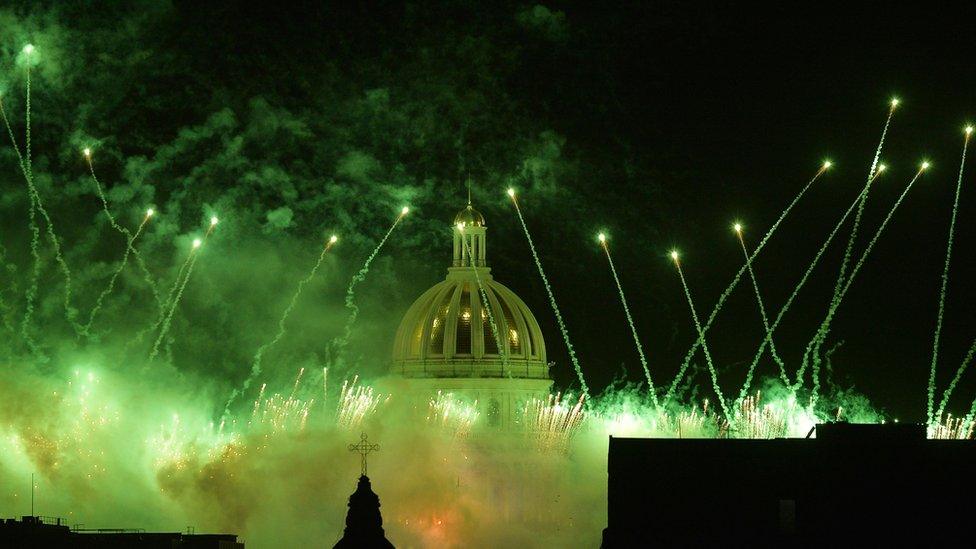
[{"xmin": 3, "ymin": 1, "xmax": 975, "ymax": 422}]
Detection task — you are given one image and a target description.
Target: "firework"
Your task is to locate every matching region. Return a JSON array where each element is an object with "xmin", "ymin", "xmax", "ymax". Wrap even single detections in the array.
[
  {"xmin": 335, "ymin": 376, "xmax": 388, "ymax": 430},
  {"xmin": 671, "ymin": 251, "xmax": 731, "ymax": 422},
  {"xmin": 664, "ymin": 162, "xmax": 830, "ymax": 405},
  {"xmin": 832, "ymin": 99, "xmax": 899, "ymax": 295},
  {"xmin": 328, "ymin": 207, "xmax": 409, "ymax": 371},
  {"xmin": 805, "ymin": 163, "xmax": 928, "ymax": 405},
  {"xmin": 249, "ymin": 370, "xmax": 315, "ymax": 434},
  {"xmin": 927, "ymin": 129, "xmax": 972, "ymax": 424},
  {"xmin": 427, "ymin": 391, "xmax": 480, "ymax": 439},
  {"xmin": 241, "ymin": 235, "xmax": 339, "ymax": 399},
  {"xmin": 599, "ymin": 233, "xmax": 658, "ymax": 408},
  {"xmin": 509, "ymin": 188, "xmax": 590, "ymax": 399},
  {"xmin": 927, "ymin": 414, "xmax": 974, "ymax": 440},
  {"xmin": 732, "ymin": 224, "xmax": 789, "ymax": 409},
  {"xmin": 82, "ymin": 207, "xmax": 155, "ymax": 336},
  {"xmin": 742, "ymin": 173, "xmax": 880, "ymax": 399},
  {"xmin": 1, "ymin": 51, "xmax": 80, "ymax": 347},
  {"xmin": 811, "ymin": 101, "xmax": 899, "ymax": 387},
  {"xmin": 730, "ymin": 391, "xmax": 816, "ymax": 439},
  {"xmin": 525, "ymin": 392, "xmax": 586, "ymax": 453},
  {"xmin": 149, "ymin": 233, "xmax": 209, "ymax": 361},
  {"xmin": 935, "ymin": 336, "xmax": 976, "ymax": 423}
]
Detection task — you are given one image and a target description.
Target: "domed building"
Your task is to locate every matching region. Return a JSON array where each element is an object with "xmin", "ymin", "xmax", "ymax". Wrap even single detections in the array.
[{"xmin": 391, "ymin": 201, "xmax": 552, "ymax": 429}]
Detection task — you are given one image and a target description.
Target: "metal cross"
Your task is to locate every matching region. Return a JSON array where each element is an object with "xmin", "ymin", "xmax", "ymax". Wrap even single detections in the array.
[{"xmin": 348, "ymin": 432, "xmax": 379, "ymax": 476}]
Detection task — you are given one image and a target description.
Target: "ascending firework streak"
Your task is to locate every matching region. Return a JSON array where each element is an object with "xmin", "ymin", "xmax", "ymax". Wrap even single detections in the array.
[
  {"xmin": 599, "ymin": 233, "xmax": 658, "ymax": 408},
  {"xmin": 0, "ymin": 95, "xmax": 40, "ymax": 352},
  {"xmin": 3, "ymin": 45, "xmax": 81, "ymax": 343},
  {"xmin": 927, "ymin": 127, "xmax": 972, "ymax": 425},
  {"xmin": 805, "ymin": 100, "xmax": 900, "ymax": 382},
  {"xmin": 671, "ymin": 250, "xmax": 732, "ymax": 422},
  {"xmin": 149, "ymin": 216, "xmax": 218, "ymax": 360},
  {"xmin": 739, "ymin": 166, "xmax": 886, "ymax": 404},
  {"xmin": 936, "ymin": 336, "xmax": 976, "ymax": 423},
  {"xmin": 508, "ymin": 188, "xmax": 590, "ymax": 399},
  {"xmin": 663, "ymin": 162, "xmax": 831, "ymax": 404},
  {"xmin": 242, "ymin": 235, "xmax": 339, "ymax": 395},
  {"xmin": 734, "ymin": 222, "xmax": 788, "ymax": 388},
  {"xmin": 328, "ymin": 206, "xmax": 409, "ymax": 369},
  {"xmin": 804, "ymin": 162, "xmax": 929, "ymax": 404},
  {"xmin": 833, "ymin": 99, "xmax": 899, "ymax": 293},
  {"xmin": 457, "ymin": 223, "xmax": 507, "ymax": 370},
  {"xmin": 83, "ymin": 207, "xmax": 155, "ymax": 336},
  {"xmin": 82, "ymin": 148, "xmax": 162, "ymax": 315}
]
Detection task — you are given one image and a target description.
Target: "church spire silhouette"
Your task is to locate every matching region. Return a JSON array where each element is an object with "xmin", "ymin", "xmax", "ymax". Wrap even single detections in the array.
[{"xmin": 334, "ymin": 434, "xmax": 394, "ymax": 548}]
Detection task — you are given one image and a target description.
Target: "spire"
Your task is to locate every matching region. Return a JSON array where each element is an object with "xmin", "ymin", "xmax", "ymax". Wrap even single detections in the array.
[
  {"xmin": 453, "ymin": 197, "xmax": 487, "ymax": 268},
  {"xmin": 333, "ymin": 475, "xmax": 395, "ymax": 549}
]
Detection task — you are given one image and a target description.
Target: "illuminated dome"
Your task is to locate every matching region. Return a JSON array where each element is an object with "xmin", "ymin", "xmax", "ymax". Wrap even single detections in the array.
[
  {"xmin": 393, "ymin": 204, "xmax": 548, "ymax": 380},
  {"xmin": 453, "ymin": 204, "xmax": 485, "ymax": 228}
]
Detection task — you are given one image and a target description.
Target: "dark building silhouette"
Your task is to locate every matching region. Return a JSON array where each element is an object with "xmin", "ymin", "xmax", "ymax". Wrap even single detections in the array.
[
  {"xmin": 334, "ymin": 475, "xmax": 395, "ymax": 549},
  {"xmin": 603, "ymin": 423, "xmax": 976, "ymax": 547},
  {"xmin": 0, "ymin": 515, "xmax": 243, "ymax": 548}
]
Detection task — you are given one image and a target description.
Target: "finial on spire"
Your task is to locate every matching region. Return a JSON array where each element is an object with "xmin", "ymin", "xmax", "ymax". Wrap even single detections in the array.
[
  {"xmin": 466, "ymin": 176, "xmax": 472, "ymax": 206},
  {"xmin": 348, "ymin": 432, "xmax": 379, "ymax": 476}
]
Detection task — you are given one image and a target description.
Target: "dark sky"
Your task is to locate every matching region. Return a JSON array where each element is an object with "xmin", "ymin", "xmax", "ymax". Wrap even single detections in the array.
[
  {"xmin": 6, "ymin": 1, "xmax": 975, "ymax": 422},
  {"xmin": 174, "ymin": 1, "xmax": 976, "ymax": 420},
  {"xmin": 497, "ymin": 2, "xmax": 976, "ymax": 420}
]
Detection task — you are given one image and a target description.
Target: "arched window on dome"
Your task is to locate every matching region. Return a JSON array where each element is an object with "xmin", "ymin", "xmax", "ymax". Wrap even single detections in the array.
[
  {"xmin": 456, "ymin": 286, "xmax": 472, "ymax": 355},
  {"xmin": 499, "ymin": 299, "xmax": 522, "ymax": 356},
  {"xmin": 523, "ymin": 312, "xmax": 536, "ymax": 357},
  {"xmin": 428, "ymin": 291, "xmax": 453, "ymax": 355},
  {"xmin": 481, "ymin": 299, "xmax": 499, "ymax": 355}
]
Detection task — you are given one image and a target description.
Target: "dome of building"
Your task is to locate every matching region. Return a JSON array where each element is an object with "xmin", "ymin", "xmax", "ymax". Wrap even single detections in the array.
[
  {"xmin": 453, "ymin": 204, "xmax": 485, "ymax": 228},
  {"xmin": 392, "ymin": 203, "xmax": 548, "ymax": 380}
]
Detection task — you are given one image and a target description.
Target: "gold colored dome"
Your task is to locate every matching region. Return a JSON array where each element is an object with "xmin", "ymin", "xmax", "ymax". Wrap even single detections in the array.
[
  {"xmin": 453, "ymin": 204, "xmax": 485, "ymax": 228},
  {"xmin": 392, "ymin": 274, "xmax": 548, "ymax": 379}
]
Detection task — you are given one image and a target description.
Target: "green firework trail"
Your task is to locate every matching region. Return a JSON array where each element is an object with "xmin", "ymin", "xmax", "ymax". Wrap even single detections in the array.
[
  {"xmin": 964, "ymin": 385, "xmax": 976, "ymax": 430},
  {"xmin": 927, "ymin": 133, "xmax": 970, "ymax": 425},
  {"xmin": 149, "ymin": 250, "xmax": 200, "ymax": 361},
  {"xmin": 744, "ymin": 182, "xmax": 869, "ymax": 400},
  {"xmin": 807, "ymin": 105, "xmax": 896, "ymax": 381},
  {"xmin": 601, "ymin": 237, "xmax": 657, "ymax": 408},
  {"xmin": 1, "ymin": 98, "xmax": 42, "ymax": 354},
  {"xmin": 510, "ymin": 193, "xmax": 590, "ymax": 399},
  {"xmin": 459, "ymin": 226, "xmax": 508, "ymax": 371},
  {"xmin": 834, "ymin": 105, "xmax": 896, "ymax": 292},
  {"xmin": 735, "ymin": 229, "xmax": 788, "ymax": 394},
  {"xmin": 243, "ymin": 238, "xmax": 338, "ymax": 396},
  {"xmin": 85, "ymin": 156, "xmax": 164, "ymax": 316},
  {"xmin": 327, "ymin": 209, "xmax": 407, "ymax": 371},
  {"xmin": 9, "ymin": 62, "xmax": 82, "ymax": 337},
  {"xmin": 664, "ymin": 164, "xmax": 828, "ymax": 404},
  {"xmin": 804, "ymin": 167, "xmax": 925, "ymax": 404},
  {"xmin": 936, "ymin": 336, "xmax": 976, "ymax": 423},
  {"xmin": 83, "ymin": 213, "xmax": 153, "ymax": 337},
  {"xmin": 673, "ymin": 255, "xmax": 731, "ymax": 422},
  {"xmin": 130, "ymin": 245, "xmax": 195, "ymax": 351}
]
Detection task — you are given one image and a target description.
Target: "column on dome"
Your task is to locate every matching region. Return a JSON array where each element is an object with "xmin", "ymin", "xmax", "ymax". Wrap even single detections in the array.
[{"xmin": 453, "ymin": 225, "xmax": 487, "ymax": 267}]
